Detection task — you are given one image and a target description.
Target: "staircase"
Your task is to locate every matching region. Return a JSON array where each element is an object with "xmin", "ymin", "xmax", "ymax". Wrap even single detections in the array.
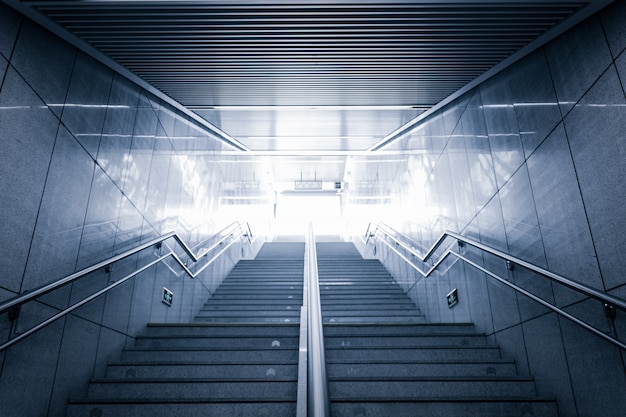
[
  {"xmin": 66, "ymin": 242, "xmax": 304, "ymax": 417},
  {"xmin": 317, "ymin": 242, "xmax": 559, "ymax": 417},
  {"xmin": 66, "ymin": 240, "xmax": 559, "ymax": 417}
]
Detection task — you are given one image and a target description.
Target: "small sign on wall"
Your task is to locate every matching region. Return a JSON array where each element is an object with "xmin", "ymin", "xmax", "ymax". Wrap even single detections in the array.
[
  {"xmin": 447, "ymin": 288, "xmax": 458, "ymax": 308},
  {"xmin": 162, "ymin": 287, "xmax": 173, "ymax": 307}
]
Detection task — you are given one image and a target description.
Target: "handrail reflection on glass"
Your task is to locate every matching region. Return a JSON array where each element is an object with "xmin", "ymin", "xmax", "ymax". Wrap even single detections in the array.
[
  {"xmin": 364, "ymin": 222, "xmax": 626, "ymax": 350},
  {"xmin": 307, "ymin": 222, "xmax": 331, "ymax": 417},
  {"xmin": 0, "ymin": 221, "xmax": 253, "ymax": 352}
]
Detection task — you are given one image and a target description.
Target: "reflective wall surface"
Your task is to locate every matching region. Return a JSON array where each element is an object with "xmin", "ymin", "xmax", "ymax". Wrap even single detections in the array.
[
  {"xmin": 348, "ymin": 3, "xmax": 626, "ymax": 416},
  {"xmin": 0, "ymin": 5, "xmax": 270, "ymax": 416}
]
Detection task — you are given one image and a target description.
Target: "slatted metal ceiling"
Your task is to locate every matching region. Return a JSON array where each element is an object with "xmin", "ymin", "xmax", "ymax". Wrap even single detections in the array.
[
  {"xmin": 11, "ymin": 0, "xmax": 610, "ymax": 155},
  {"xmin": 21, "ymin": 1, "xmax": 590, "ymax": 109}
]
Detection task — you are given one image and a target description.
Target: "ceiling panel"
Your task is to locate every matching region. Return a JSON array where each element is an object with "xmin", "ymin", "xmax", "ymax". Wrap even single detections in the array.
[
  {"xmin": 22, "ymin": 1, "xmax": 589, "ymax": 107},
  {"xmin": 10, "ymin": 0, "xmax": 608, "ymax": 153}
]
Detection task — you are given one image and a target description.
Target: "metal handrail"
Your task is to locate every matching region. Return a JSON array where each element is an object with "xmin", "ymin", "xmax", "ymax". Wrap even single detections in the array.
[
  {"xmin": 364, "ymin": 222, "xmax": 626, "ymax": 350},
  {"xmin": 0, "ymin": 221, "xmax": 253, "ymax": 352},
  {"xmin": 307, "ymin": 223, "xmax": 331, "ymax": 417}
]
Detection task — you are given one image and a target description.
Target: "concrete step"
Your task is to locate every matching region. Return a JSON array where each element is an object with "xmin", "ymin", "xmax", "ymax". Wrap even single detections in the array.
[
  {"xmin": 215, "ymin": 285, "xmax": 302, "ymax": 292},
  {"xmin": 135, "ymin": 335, "xmax": 300, "ymax": 349},
  {"xmin": 321, "ymin": 293, "xmax": 412, "ymax": 301},
  {"xmin": 323, "ymin": 322, "xmax": 478, "ymax": 336},
  {"xmin": 194, "ymin": 310, "xmax": 300, "ymax": 319},
  {"xmin": 121, "ymin": 347, "xmax": 298, "ymax": 362},
  {"xmin": 87, "ymin": 378, "xmax": 297, "ymax": 400},
  {"xmin": 209, "ymin": 294, "xmax": 302, "ymax": 301},
  {"xmin": 106, "ymin": 361, "xmax": 298, "ymax": 379},
  {"xmin": 200, "ymin": 300, "xmax": 301, "ymax": 313},
  {"xmin": 328, "ymin": 376, "xmax": 538, "ymax": 398},
  {"xmin": 323, "ymin": 316, "xmax": 427, "ymax": 324},
  {"xmin": 144, "ymin": 323, "xmax": 300, "ymax": 337},
  {"xmin": 321, "ymin": 298, "xmax": 414, "ymax": 305},
  {"xmin": 329, "ymin": 397, "xmax": 558, "ymax": 417},
  {"xmin": 205, "ymin": 299, "xmax": 301, "ymax": 305},
  {"xmin": 319, "ymin": 285, "xmax": 405, "ymax": 292},
  {"xmin": 67, "ymin": 399, "xmax": 297, "ymax": 417},
  {"xmin": 322, "ymin": 309, "xmax": 424, "ymax": 318},
  {"xmin": 223, "ymin": 279, "xmax": 303, "ymax": 284},
  {"xmin": 325, "ymin": 345, "xmax": 502, "ymax": 361},
  {"xmin": 321, "ymin": 303, "xmax": 416, "ymax": 311},
  {"xmin": 324, "ymin": 333, "xmax": 488, "ymax": 347},
  {"xmin": 326, "ymin": 359, "xmax": 518, "ymax": 378},
  {"xmin": 193, "ymin": 316, "xmax": 300, "ymax": 324},
  {"xmin": 318, "ymin": 272, "xmax": 392, "ymax": 277}
]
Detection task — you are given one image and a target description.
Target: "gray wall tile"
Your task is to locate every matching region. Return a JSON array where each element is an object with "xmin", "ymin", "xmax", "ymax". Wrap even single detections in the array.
[
  {"xmin": 23, "ymin": 126, "xmax": 94, "ymax": 291},
  {"xmin": 507, "ymin": 49, "xmax": 561, "ymax": 158},
  {"xmin": 560, "ymin": 315, "xmax": 626, "ymax": 416},
  {"xmin": 600, "ymin": 0, "xmax": 626, "ymax": 59},
  {"xmin": 545, "ymin": 16, "xmax": 613, "ymax": 115},
  {"xmin": 48, "ymin": 315, "xmax": 99, "ymax": 417},
  {"xmin": 0, "ymin": 3, "xmax": 21, "ymax": 60},
  {"xmin": 11, "ymin": 20, "xmax": 75, "ymax": 118},
  {"xmin": 521, "ymin": 314, "xmax": 576, "ymax": 417},
  {"xmin": 0, "ymin": 319, "xmax": 64, "ymax": 417},
  {"xmin": 0, "ymin": 67, "xmax": 59, "ymax": 292},
  {"xmin": 564, "ymin": 65, "xmax": 626, "ymax": 290},
  {"xmin": 62, "ymin": 53, "xmax": 113, "ymax": 157},
  {"xmin": 526, "ymin": 124, "xmax": 602, "ymax": 304}
]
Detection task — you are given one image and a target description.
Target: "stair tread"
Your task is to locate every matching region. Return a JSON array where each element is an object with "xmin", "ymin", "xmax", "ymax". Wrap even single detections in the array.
[
  {"xmin": 329, "ymin": 395, "xmax": 556, "ymax": 402},
  {"xmin": 147, "ymin": 322, "xmax": 299, "ymax": 327},
  {"xmin": 328, "ymin": 375, "xmax": 533, "ymax": 381},
  {"xmin": 91, "ymin": 377, "xmax": 297, "ymax": 383},
  {"xmin": 110, "ymin": 360, "xmax": 299, "ymax": 366},
  {"xmin": 69, "ymin": 397, "xmax": 298, "ymax": 404}
]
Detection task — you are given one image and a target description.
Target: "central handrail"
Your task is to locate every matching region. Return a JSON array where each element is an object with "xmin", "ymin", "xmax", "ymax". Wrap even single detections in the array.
[
  {"xmin": 306, "ymin": 222, "xmax": 331, "ymax": 417},
  {"xmin": 0, "ymin": 221, "xmax": 253, "ymax": 352},
  {"xmin": 364, "ymin": 221, "xmax": 626, "ymax": 350}
]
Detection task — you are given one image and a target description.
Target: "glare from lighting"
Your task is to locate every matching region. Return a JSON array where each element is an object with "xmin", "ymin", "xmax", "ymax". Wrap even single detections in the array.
[{"xmin": 273, "ymin": 194, "xmax": 343, "ymax": 237}]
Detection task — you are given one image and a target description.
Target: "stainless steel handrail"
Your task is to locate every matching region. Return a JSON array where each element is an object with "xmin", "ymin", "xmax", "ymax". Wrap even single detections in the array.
[
  {"xmin": 0, "ymin": 221, "xmax": 253, "ymax": 352},
  {"xmin": 365, "ymin": 221, "xmax": 626, "ymax": 351},
  {"xmin": 307, "ymin": 223, "xmax": 331, "ymax": 417}
]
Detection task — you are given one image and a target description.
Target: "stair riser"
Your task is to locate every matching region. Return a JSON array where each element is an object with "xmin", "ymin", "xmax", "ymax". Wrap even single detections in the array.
[
  {"xmin": 326, "ymin": 348, "xmax": 501, "ymax": 361},
  {"xmin": 135, "ymin": 337, "xmax": 299, "ymax": 349},
  {"xmin": 194, "ymin": 314, "xmax": 299, "ymax": 321},
  {"xmin": 209, "ymin": 295, "xmax": 302, "ymax": 301},
  {"xmin": 194, "ymin": 317, "xmax": 300, "ymax": 323},
  {"xmin": 321, "ymin": 294, "xmax": 410, "ymax": 301},
  {"xmin": 330, "ymin": 400, "xmax": 558, "ymax": 417},
  {"xmin": 88, "ymin": 381, "xmax": 297, "ymax": 400},
  {"xmin": 194, "ymin": 310, "xmax": 301, "ymax": 317},
  {"xmin": 326, "ymin": 362, "xmax": 517, "ymax": 378},
  {"xmin": 106, "ymin": 364, "xmax": 298, "ymax": 379},
  {"xmin": 320, "ymin": 287, "xmax": 404, "ymax": 293},
  {"xmin": 213, "ymin": 290, "xmax": 302, "ymax": 295},
  {"xmin": 206, "ymin": 299, "xmax": 300, "ymax": 305},
  {"xmin": 324, "ymin": 335, "xmax": 487, "ymax": 347},
  {"xmin": 121, "ymin": 350, "xmax": 298, "ymax": 362},
  {"xmin": 200, "ymin": 305, "xmax": 300, "ymax": 312},
  {"xmin": 322, "ymin": 310, "xmax": 422, "ymax": 318},
  {"xmin": 328, "ymin": 380, "xmax": 537, "ymax": 398},
  {"xmin": 323, "ymin": 324, "xmax": 477, "ymax": 336},
  {"xmin": 324, "ymin": 316, "xmax": 426, "ymax": 324},
  {"xmin": 67, "ymin": 402, "xmax": 297, "ymax": 417},
  {"xmin": 321, "ymin": 304, "xmax": 416, "ymax": 311},
  {"xmin": 143, "ymin": 325, "xmax": 299, "ymax": 337}
]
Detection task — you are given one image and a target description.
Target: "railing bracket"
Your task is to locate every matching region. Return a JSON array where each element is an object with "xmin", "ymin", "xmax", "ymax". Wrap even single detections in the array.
[
  {"xmin": 604, "ymin": 303, "xmax": 617, "ymax": 320},
  {"xmin": 8, "ymin": 305, "xmax": 20, "ymax": 321}
]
